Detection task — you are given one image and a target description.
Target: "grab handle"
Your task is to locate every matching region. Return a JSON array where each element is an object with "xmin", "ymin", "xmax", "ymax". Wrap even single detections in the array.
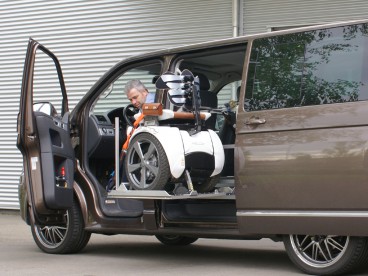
[{"xmin": 245, "ymin": 117, "xmax": 266, "ymax": 125}]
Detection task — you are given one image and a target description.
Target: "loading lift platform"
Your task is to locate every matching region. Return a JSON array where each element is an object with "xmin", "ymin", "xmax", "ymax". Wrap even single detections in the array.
[
  {"xmin": 107, "ymin": 189, "xmax": 235, "ymax": 200},
  {"xmin": 107, "ymin": 174, "xmax": 235, "ymax": 200}
]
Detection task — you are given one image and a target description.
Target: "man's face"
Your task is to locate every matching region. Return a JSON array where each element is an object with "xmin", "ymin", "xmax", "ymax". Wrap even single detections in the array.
[{"xmin": 127, "ymin": 88, "xmax": 148, "ymax": 108}]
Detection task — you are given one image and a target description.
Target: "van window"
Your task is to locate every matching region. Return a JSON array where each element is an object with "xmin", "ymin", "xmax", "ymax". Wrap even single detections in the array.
[
  {"xmin": 92, "ymin": 63, "xmax": 161, "ymax": 114},
  {"xmin": 245, "ymin": 23, "xmax": 368, "ymax": 111},
  {"xmin": 33, "ymin": 50, "xmax": 64, "ymax": 115},
  {"xmin": 175, "ymin": 44, "xmax": 246, "ymax": 110}
]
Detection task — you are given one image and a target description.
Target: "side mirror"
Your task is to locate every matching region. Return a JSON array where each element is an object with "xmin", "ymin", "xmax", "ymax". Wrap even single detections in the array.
[{"xmin": 33, "ymin": 102, "xmax": 58, "ymax": 117}]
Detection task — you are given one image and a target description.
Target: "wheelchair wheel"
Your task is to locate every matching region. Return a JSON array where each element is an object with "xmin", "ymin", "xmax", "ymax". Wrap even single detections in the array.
[{"xmin": 125, "ymin": 133, "xmax": 170, "ymax": 190}]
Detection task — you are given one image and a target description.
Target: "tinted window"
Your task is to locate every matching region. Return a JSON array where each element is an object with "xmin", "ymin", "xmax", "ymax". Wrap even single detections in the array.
[{"xmin": 246, "ymin": 24, "xmax": 368, "ymax": 111}]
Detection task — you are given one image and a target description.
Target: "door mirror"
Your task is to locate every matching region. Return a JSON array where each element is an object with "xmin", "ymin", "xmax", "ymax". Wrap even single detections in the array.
[{"xmin": 33, "ymin": 102, "xmax": 58, "ymax": 117}]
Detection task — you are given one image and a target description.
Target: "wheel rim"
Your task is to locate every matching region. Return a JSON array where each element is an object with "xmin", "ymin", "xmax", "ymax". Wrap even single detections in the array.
[
  {"xmin": 127, "ymin": 138, "xmax": 160, "ymax": 189},
  {"xmin": 289, "ymin": 235, "xmax": 349, "ymax": 268},
  {"xmin": 33, "ymin": 212, "xmax": 69, "ymax": 249}
]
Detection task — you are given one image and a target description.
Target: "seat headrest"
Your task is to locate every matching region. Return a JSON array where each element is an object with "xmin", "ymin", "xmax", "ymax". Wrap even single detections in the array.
[
  {"xmin": 195, "ymin": 72, "xmax": 210, "ymax": 91},
  {"xmin": 152, "ymin": 75, "xmax": 159, "ymax": 84}
]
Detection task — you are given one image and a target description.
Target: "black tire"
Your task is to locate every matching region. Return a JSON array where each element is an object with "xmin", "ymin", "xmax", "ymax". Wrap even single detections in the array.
[
  {"xmin": 155, "ymin": 235, "xmax": 198, "ymax": 246},
  {"xmin": 31, "ymin": 198, "xmax": 91, "ymax": 254},
  {"xmin": 283, "ymin": 234, "xmax": 368, "ymax": 275},
  {"xmin": 125, "ymin": 133, "xmax": 170, "ymax": 190},
  {"xmin": 193, "ymin": 174, "xmax": 220, "ymax": 193}
]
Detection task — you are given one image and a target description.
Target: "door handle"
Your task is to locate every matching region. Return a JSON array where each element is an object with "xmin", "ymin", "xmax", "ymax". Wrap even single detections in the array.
[{"xmin": 245, "ymin": 117, "xmax": 266, "ymax": 125}]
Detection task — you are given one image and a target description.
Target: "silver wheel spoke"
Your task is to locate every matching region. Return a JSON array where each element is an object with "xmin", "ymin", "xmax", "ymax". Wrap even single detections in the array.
[
  {"xmin": 43, "ymin": 227, "xmax": 51, "ymax": 241},
  {"xmin": 140, "ymin": 167, "xmax": 147, "ymax": 188},
  {"xmin": 311, "ymin": 243, "xmax": 318, "ymax": 260},
  {"xmin": 300, "ymin": 235, "xmax": 310, "ymax": 247},
  {"xmin": 324, "ymin": 239, "xmax": 333, "ymax": 260},
  {"xmin": 50, "ymin": 229, "xmax": 58, "ymax": 244},
  {"xmin": 128, "ymin": 162, "xmax": 141, "ymax": 173},
  {"xmin": 301, "ymin": 240, "xmax": 314, "ymax": 252},
  {"xmin": 326, "ymin": 237, "xmax": 345, "ymax": 252},
  {"xmin": 133, "ymin": 142, "xmax": 144, "ymax": 160},
  {"xmin": 146, "ymin": 163, "xmax": 158, "ymax": 177},
  {"xmin": 53, "ymin": 227, "xmax": 66, "ymax": 241},
  {"xmin": 316, "ymin": 243, "xmax": 329, "ymax": 261},
  {"xmin": 145, "ymin": 143, "xmax": 156, "ymax": 159}
]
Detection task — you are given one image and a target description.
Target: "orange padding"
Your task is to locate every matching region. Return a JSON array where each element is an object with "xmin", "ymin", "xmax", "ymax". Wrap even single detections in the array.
[
  {"xmin": 122, "ymin": 113, "xmax": 145, "ymax": 151},
  {"xmin": 173, "ymin": 112, "xmax": 206, "ymax": 120}
]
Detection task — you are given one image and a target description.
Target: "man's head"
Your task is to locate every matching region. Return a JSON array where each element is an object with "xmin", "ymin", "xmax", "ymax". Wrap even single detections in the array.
[{"xmin": 124, "ymin": 80, "xmax": 149, "ymax": 108}]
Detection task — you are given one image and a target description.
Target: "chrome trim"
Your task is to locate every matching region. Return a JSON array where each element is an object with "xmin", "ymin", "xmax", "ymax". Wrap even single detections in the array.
[
  {"xmin": 237, "ymin": 210, "xmax": 368, "ymax": 218},
  {"xmin": 223, "ymin": 144, "xmax": 234, "ymax": 149},
  {"xmin": 115, "ymin": 116, "xmax": 120, "ymax": 190},
  {"xmin": 143, "ymin": 210, "xmax": 155, "ymax": 215}
]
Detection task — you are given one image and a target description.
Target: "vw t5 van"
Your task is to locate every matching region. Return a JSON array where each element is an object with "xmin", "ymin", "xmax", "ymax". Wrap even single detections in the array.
[{"xmin": 17, "ymin": 19, "xmax": 368, "ymax": 275}]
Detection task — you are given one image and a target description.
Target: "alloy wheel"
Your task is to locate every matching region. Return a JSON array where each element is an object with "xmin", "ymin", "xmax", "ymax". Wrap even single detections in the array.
[
  {"xmin": 289, "ymin": 235, "xmax": 349, "ymax": 268},
  {"xmin": 33, "ymin": 212, "xmax": 69, "ymax": 249}
]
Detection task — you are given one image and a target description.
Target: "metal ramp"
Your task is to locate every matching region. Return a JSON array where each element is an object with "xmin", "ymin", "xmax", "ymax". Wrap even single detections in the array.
[{"xmin": 107, "ymin": 188, "xmax": 235, "ymax": 200}]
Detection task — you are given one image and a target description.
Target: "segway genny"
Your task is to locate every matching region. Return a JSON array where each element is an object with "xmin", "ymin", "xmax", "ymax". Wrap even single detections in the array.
[{"xmin": 113, "ymin": 69, "xmax": 225, "ymax": 196}]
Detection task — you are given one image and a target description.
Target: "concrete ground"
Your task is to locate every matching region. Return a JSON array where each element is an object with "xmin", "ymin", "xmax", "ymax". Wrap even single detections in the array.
[{"xmin": 0, "ymin": 210, "xmax": 367, "ymax": 276}]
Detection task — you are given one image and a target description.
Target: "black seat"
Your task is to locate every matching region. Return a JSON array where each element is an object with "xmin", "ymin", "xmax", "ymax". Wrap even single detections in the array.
[
  {"xmin": 218, "ymin": 86, "xmax": 239, "ymax": 177},
  {"xmin": 196, "ymin": 73, "xmax": 217, "ymax": 130}
]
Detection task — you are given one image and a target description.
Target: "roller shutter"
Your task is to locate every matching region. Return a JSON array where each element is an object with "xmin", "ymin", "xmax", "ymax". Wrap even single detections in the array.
[
  {"xmin": 243, "ymin": 0, "xmax": 368, "ymax": 35},
  {"xmin": 0, "ymin": 0, "xmax": 232, "ymax": 209}
]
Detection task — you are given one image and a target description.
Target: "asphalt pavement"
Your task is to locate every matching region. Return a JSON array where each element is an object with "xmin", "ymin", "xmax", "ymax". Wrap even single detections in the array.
[{"xmin": 0, "ymin": 210, "xmax": 367, "ymax": 276}]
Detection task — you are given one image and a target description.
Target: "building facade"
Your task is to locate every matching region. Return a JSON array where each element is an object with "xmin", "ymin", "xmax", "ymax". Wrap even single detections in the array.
[{"xmin": 1, "ymin": 0, "xmax": 367, "ymax": 209}]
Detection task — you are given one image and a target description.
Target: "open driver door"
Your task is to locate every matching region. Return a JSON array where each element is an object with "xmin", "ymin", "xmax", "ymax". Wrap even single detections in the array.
[{"xmin": 17, "ymin": 38, "xmax": 74, "ymax": 225}]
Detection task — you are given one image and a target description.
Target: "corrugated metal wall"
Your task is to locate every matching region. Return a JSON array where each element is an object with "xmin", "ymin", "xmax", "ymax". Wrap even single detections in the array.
[
  {"xmin": 0, "ymin": 0, "xmax": 232, "ymax": 209},
  {"xmin": 243, "ymin": 0, "xmax": 368, "ymax": 35}
]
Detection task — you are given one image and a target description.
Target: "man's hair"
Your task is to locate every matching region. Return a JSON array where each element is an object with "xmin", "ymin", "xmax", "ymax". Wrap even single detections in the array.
[{"xmin": 124, "ymin": 79, "xmax": 148, "ymax": 95}]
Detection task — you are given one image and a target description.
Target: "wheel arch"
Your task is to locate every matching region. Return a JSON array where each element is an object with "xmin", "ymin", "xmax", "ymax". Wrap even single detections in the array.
[{"xmin": 73, "ymin": 181, "xmax": 88, "ymax": 226}]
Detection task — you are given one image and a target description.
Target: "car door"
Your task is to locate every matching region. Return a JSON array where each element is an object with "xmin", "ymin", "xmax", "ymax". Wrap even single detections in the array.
[
  {"xmin": 235, "ymin": 23, "xmax": 368, "ymax": 235},
  {"xmin": 17, "ymin": 38, "xmax": 74, "ymax": 223}
]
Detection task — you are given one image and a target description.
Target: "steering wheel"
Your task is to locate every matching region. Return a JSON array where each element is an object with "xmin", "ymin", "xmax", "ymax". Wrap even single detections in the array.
[{"xmin": 123, "ymin": 104, "xmax": 139, "ymax": 127}]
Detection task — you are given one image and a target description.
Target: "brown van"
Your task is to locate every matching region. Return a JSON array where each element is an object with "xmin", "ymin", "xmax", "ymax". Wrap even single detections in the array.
[{"xmin": 17, "ymin": 19, "xmax": 368, "ymax": 275}]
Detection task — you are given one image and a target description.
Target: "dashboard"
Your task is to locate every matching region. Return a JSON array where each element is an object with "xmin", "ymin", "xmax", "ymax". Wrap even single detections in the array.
[{"xmin": 87, "ymin": 107, "xmax": 128, "ymax": 159}]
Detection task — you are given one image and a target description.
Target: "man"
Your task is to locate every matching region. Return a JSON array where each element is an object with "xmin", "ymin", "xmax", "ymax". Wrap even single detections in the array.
[
  {"xmin": 107, "ymin": 80, "xmax": 155, "ymax": 191},
  {"xmin": 124, "ymin": 79, "xmax": 155, "ymax": 108}
]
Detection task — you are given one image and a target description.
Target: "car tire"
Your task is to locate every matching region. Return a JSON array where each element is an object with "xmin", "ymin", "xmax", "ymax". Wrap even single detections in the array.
[
  {"xmin": 125, "ymin": 133, "xmax": 170, "ymax": 190},
  {"xmin": 194, "ymin": 174, "xmax": 220, "ymax": 193},
  {"xmin": 155, "ymin": 235, "xmax": 198, "ymax": 246},
  {"xmin": 283, "ymin": 234, "xmax": 368, "ymax": 275},
  {"xmin": 31, "ymin": 198, "xmax": 91, "ymax": 254}
]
